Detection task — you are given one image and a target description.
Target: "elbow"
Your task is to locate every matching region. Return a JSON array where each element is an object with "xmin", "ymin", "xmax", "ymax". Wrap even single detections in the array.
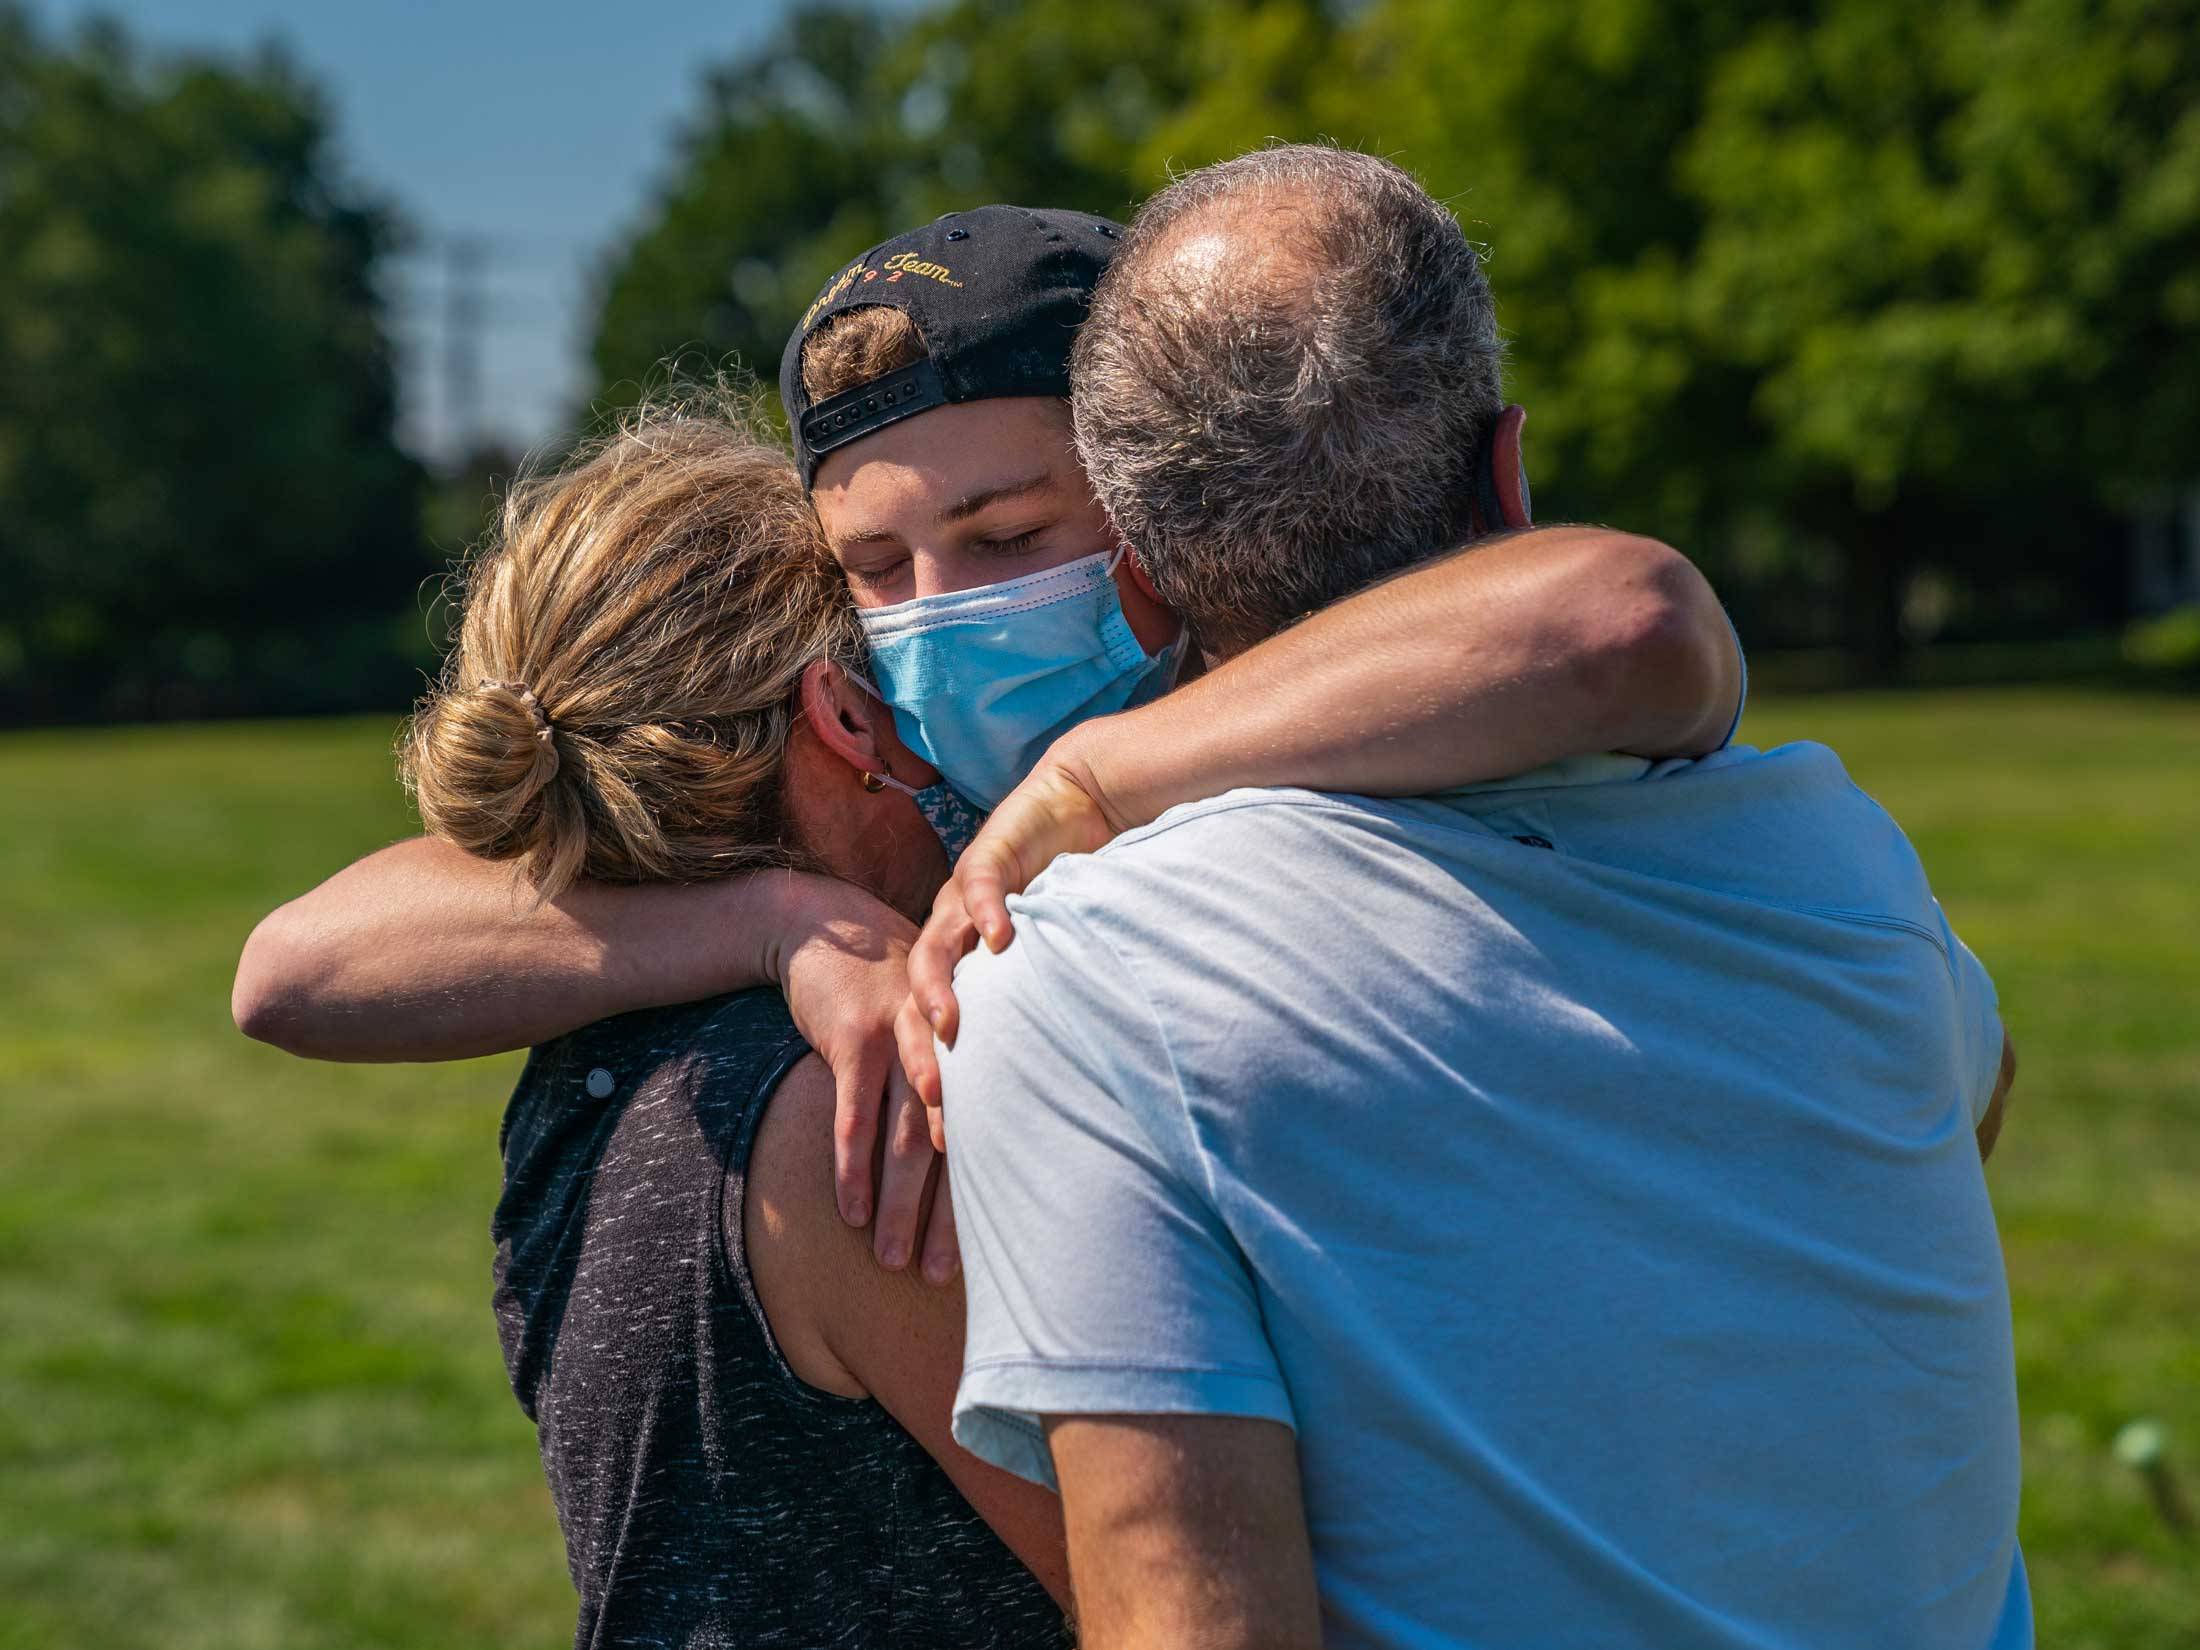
[
  {"xmin": 231, "ymin": 906, "xmax": 323, "ymax": 1054},
  {"xmin": 1577, "ymin": 535, "xmax": 1736, "ymax": 759}
]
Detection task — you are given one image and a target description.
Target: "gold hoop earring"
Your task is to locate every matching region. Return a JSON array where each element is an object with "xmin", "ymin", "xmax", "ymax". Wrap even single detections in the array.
[{"xmin": 860, "ymin": 771, "xmax": 887, "ymax": 794}]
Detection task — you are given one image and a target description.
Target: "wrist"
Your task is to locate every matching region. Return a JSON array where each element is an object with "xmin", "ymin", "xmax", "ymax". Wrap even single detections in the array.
[
  {"xmin": 1053, "ymin": 709, "xmax": 1169, "ymax": 834},
  {"xmin": 756, "ymin": 870, "xmax": 904, "ymax": 991}
]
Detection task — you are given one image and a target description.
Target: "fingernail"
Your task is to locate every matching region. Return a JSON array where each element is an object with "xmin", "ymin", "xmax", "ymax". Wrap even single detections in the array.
[
  {"xmin": 927, "ymin": 1005, "xmax": 944, "ymax": 1030},
  {"xmin": 881, "ymin": 1242, "xmax": 909, "ymax": 1269},
  {"xmin": 846, "ymin": 1200, "xmax": 868, "ymax": 1226},
  {"xmin": 924, "ymin": 1255, "xmax": 956, "ymax": 1284}
]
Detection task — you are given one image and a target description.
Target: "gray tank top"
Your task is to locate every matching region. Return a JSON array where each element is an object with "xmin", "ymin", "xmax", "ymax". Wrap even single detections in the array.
[{"xmin": 492, "ymin": 989, "xmax": 1070, "ymax": 1648}]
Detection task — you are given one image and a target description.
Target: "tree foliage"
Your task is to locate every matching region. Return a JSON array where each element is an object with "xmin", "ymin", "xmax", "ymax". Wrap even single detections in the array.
[
  {"xmin": 1677, "ymin": 0, "xmax": 2200, "ymax": 657},
  {"xmin": 0, "ymin": 6, "xmax": 422, "ymax": 723},
  {"xmin": 588, "ymin": 0, "xmax": 1209, "ymax": 407},
  {"xmin": 594, "ymin": 0, "xmax": 2200, "ymax": 672}
]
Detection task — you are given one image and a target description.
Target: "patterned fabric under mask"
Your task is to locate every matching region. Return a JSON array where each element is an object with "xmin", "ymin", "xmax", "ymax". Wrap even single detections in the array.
[
  {"xmin": 844, "ymin": 675, "xmax": 990, "ymax": 863},
  {"xmin": 899, "ymin": 773, "xmax": 986, "ymax": 863}
]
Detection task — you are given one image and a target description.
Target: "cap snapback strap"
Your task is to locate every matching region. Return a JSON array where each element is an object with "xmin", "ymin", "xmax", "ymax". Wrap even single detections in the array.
[{"xmin": 798, "ymin": 357, "xmax": 949, "ymax": 481}]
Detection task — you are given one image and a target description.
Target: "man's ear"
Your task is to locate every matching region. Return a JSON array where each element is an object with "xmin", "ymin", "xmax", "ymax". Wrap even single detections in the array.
[
  {"xmin": 1471, "ymin": 405, "xmax": 1533, "ymax": 534},
  {"xmin": 1118, "ymin": 542, "xmax": 1164, "ymax": 605},
  {"xmin": 797, "ymin": 658, "xmax": 888, "ymax": 778},
  {"xmin": 1491, "ymin": 405, "xmax": 1531, "ymax": 529}
]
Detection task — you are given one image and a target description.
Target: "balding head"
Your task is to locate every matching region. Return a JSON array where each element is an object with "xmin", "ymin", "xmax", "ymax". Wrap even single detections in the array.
[{"xmin": 1072, "ymin": 146, "xmax": 1504, "ymax": 658}]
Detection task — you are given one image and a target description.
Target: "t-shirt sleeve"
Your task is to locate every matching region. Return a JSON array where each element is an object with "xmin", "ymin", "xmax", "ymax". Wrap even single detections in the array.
[
  {"xmin": 938, "ymin": 891, "xmax": 1294, "ymax": 1491},
  {"xmin": 1938, "ymin": 904, "xmax": 2005, "ymax": 1126}
]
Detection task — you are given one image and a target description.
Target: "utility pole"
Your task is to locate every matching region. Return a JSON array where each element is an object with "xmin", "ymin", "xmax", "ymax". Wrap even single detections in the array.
[{"xmin": 442, "ymin": 235, "xmax": 489, "ymax": 467}]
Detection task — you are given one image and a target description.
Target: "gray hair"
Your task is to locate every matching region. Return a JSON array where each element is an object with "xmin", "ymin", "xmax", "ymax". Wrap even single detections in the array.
[{"xmin": 1072, "ymin": 145, "xmax": 1504, "ymax": 657}]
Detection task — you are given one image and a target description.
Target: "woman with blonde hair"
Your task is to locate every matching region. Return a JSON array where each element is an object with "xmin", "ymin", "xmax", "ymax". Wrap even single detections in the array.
[{"xmin": 403, "ymin": 393, "xmax": 1072, "ymax": 1645}]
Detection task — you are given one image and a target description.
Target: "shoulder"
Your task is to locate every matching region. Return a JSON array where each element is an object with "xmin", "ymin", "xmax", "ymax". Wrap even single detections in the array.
[
  {"xmin": 743, "ymin": 1054, "xmax": 868, "ymax": 1399},
  {"xmin": 940, "ymin": 864, "xmax": 1194, "ymax": 1182},
  {"xmin": 989, "ymin": 785, "xmax": 1506, "ymax": 982},
  {"xmin": 1017, "ymin": 785, "xmax": 1430, "ymax": 915},
  {"xmin": 1676, "ymin": 741, "xmax": 1940, "ymax": 886},
  {"xmin": 508, "ymin": 989, "xmax": 801, "ymax": 1167},
  {"xmin": 744, "ymin": 1054, "xmax": 971, "ymax": 1404},
  {"xmin": 952, "ymin": 786, "xmax": 1433, "ymax": 1045},
  {"xmin": 1103, "ymin": 784, "xmax": 1404, "ymax": 859},
  {"xmin": 687, "ymin": 987, "xmax": 801, "ymax": 1059}
]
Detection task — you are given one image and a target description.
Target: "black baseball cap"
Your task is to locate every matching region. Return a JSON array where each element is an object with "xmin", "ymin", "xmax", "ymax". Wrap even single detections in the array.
[{"xmin": 778, "ymin": 205, "xmax": 1124, "ymax": 489}]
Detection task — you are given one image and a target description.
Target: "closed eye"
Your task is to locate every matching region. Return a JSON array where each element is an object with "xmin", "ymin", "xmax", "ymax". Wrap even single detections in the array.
[
  {"xmin": 974, "ymin": 529, "xmax": 1045, "ymax": 559},
  {"xmin": 843, "ymin": 557, "xmax": 910, "ymax": 591}
]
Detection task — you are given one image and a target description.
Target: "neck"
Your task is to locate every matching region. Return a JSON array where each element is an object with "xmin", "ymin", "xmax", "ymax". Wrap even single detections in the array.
[{"xmin": 780, "ymin": 728, "xmax": 947, "ymax": 923}]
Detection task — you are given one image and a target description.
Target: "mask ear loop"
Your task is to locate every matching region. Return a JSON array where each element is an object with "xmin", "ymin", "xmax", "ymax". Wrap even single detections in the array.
[{"xmin": 816, "ymin": 662, "xmax": 920, "ymax": 797}]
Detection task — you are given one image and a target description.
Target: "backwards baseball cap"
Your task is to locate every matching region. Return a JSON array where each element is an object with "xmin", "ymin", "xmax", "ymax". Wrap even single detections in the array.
[{"xmin": 778, "ymin": 205, "xmax": 1124, "ymax": 489}]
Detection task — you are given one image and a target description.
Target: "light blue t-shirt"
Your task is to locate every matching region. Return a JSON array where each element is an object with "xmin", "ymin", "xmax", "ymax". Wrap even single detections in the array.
[{"xmin": 941, "ymin": 743, "xmax": 2027, "ymax": 1650}]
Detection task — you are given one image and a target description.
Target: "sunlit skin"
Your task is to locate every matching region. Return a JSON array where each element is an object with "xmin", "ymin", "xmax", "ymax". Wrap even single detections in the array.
[
  {"xmin": 809, "ymin": 395, "xmax": 1182, "ymax": 656},
  {"xmin": 779, "ymin": 661, "xmax": 951, "ymax": 926}
]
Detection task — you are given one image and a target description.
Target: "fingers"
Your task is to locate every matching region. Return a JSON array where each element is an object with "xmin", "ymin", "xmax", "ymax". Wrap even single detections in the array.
[
  {"xmin": 960, "ymin": 847, "xmax": 1018, "ymax": 953},
  {"xmin": 830, "ymin": 1050, "xmax": 886, "ymax": 1228},
  {"xmin": 910, "ymin": 882, "xmax": 981, "ymax": 1051},
  {"xmin": 896, "ymin": 990, "xmax": 945, "ymax": 1112},
  {"xmin": 871, "ymin": 1074, "xmax": 937, "ymax": 1272},
  {"xmin": 920, "ymin": 1162, "xmax": 960, "ymax": 1286}
]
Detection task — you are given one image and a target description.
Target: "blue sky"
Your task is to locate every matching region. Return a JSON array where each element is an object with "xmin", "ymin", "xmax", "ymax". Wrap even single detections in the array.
[{"xmin": 28, "ymin": 0, "xmax": 901, "ymax": 459}]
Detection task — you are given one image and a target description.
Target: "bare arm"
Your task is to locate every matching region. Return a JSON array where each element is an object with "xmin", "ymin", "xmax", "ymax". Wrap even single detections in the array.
[
  {"xmin": 1107, "ymin": 525, "xmax": 1741, "ymax": 818},
  {"xmin": 232, "ymin": 836, "xmax": 860, "ymax": 1062},
  {"xmin": 746, "ymin": 1056, "xmax": 1072, "ymax": 1606},
  {"xmin": 902, "ymin": 526, "xmax": 1741, "ymax": 1109},
  {"xmin": 1044, "ymin": 1414, "xmax": 1321, "ymax": 1650},
  {"xmin": 1978, "ymin": 1031, "xmax": 2017, "ymax": 1163},
  {"xmin": 234, "ymin": 840, "xmax": 946, "ymax": 1262}
]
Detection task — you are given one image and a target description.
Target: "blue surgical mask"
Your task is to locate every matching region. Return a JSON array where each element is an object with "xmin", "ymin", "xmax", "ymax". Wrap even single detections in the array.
[{"xmin": 854, "ymin": 551, "xmax": 1185, "ymax": 810}]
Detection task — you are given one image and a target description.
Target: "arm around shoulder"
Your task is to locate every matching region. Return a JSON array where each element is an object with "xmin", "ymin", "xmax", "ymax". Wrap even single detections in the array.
[
  {"xmin": 1416, "ymin": 525, "xmax": 1742, "ymax": 762},
  {"xmin": 232, "ymin": 839, "xmax": 812, "ymax": 1063},
  {"xmin": 1067, "ymin": 526, "xmax": 1742, "ymax": 834},
  {"xmin": 1584, "ymin": 531, "xmax": 1745, "ymax": 759},
  {"xmin": 232, "ymin": 835, "xmax": 553, "ymax": 1058}
]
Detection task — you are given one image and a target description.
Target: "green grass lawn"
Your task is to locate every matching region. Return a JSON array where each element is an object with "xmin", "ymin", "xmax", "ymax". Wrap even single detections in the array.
[{"xmin": 2, "ymin": 691, "xmax": 2195, "ymax": 1647}]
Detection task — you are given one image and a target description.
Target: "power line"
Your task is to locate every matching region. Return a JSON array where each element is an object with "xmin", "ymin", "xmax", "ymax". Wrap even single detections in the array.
[{"xmin": 387, "ymin": 230, "xmax": 601, "ymax": 464}]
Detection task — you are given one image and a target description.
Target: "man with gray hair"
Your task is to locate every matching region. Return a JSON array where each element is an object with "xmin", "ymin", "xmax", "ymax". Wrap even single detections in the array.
[
  {"xmin": 935, "ymin": 146, "xmax": 2027, "ymax": 1649},
  {"xmin": 1073, "ymin": 144, "xmax": 1509, "ymax": 657}
]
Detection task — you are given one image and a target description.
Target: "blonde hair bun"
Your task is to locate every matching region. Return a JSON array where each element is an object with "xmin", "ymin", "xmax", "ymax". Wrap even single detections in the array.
[
  {"xmin": 404, "ymin": 676, "xmax": 568, "ymax": 872},
  {"xmin": 400, "ymin": 382, "xmax": 861, "ymax": 901}
]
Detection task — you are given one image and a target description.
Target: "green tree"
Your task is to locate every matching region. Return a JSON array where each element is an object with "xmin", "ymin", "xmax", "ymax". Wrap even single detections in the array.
[
  {"xmin": 588, "ymin": 0, "xmax": 1209, "ymax": 411},
  {"xmin": 1263, "ymin": 0, "xmax": 2193, "ymax": 669},
  {"xmin": 1679, "ymin": 0, "xmax": 2200, "ymax": 667},
  {"xmin": 1146, "ymin": 0, "xmax": 1774, "ymax": 617},
  {"xmin": 0, "ymin": 8, "xmax": 423, "ymax": 723},
  {"xmin": 586, "ymin": 5, "xmax": 908, "ymax": 412},
  {"xmin": 595, "ymin": 0, "xmax": 2200, "ymax": 673}
]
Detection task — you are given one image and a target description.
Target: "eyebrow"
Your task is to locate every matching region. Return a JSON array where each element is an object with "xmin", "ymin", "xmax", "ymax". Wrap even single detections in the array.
[
  {"xmin": 938, "ymin": 471, "xmax": 1055, "ymax": 526},
  {"xmin": 832, "ymin": 526, "xmax": 902, "ymax": 552},
  {"xmin": 829, "ymin": 469, "xmax": 1060, "ymax": 555}
]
